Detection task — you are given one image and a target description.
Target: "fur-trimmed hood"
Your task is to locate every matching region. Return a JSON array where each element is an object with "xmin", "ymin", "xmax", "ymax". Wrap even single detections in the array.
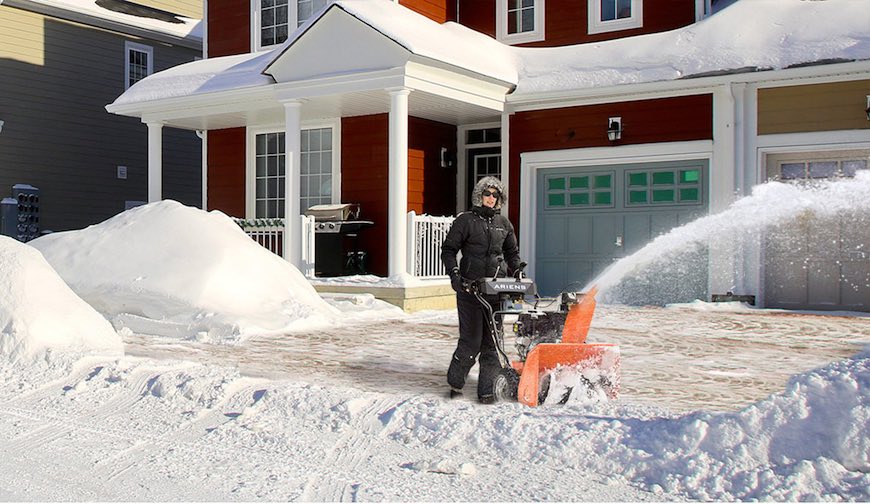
[{"xmin": 471, "ymin": 176, "xmax": 506, "ymax": 210}]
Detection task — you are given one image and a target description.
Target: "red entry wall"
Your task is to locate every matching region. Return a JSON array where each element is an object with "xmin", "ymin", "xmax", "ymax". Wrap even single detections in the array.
[
  {"xmin": 207, "ymin": 127, "xmax": 247, "ymax": 217},
  {"xmin": 457, "ymin": 0, "xmax": 696, "ymax": 47},
  {"xmin": 341, "ymin": 114, "xmax": 457, "ymax": 276},
  {"xmin": 507, "ymin": 94, "xmax": 714, "ymax": 228}
]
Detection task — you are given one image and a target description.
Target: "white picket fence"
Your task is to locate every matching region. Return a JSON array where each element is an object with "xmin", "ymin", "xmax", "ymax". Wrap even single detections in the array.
[
  {"xmin": 234, "ymin": 216, "xmax": 316, "ymax": 278},
  {"xmin": 407, "ymin": 211, "xmax": 455, "ymax": 279},
  {"xmin": 236, "ymin": 212, "xmax": 454, "ymax": 279}
]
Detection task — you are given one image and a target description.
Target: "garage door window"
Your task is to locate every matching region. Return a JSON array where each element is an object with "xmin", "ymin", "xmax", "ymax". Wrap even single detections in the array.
[
  {"xmin": 546, "ymin": 173, "xmax": 613, "ymax": 208},
  {"xmin": 780, "ymin": 159, "xmax": 867, "ymax": 180},
  {"xmin": 627, "ymin": 168, "xmax": 701, "ymax": 205}
]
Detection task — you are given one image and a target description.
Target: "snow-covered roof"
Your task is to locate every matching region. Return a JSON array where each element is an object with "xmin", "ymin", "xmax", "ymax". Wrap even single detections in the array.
[
  {"xmin": 4, "ymin": 0, "xmax": 202, "ymax": 48},
  {"xmin": 265, "ymin": 0, "xmax": 518, "ymax": 85},
  {"xmin": 511, "ymin": 0, "xmax": 870, "ymax": 98},
  {"xmin": 108, "ymin": 0, "xmax": 870, "ymax": 112}
]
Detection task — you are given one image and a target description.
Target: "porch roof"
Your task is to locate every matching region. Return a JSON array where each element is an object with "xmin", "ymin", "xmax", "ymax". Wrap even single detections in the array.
[{"xmin": 106, "ymin": 0, "xmax": 517, "ymax": 130}]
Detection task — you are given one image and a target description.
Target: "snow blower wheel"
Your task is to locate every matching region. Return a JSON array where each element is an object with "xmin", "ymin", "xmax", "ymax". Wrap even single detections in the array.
[{"xmin": 492, "ymin": 367, "xmax": 520, "ymax": 402}]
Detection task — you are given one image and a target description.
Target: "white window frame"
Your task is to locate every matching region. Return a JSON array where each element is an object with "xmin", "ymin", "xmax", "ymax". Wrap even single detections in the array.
[
  {"xmin": 124, "ymin": 41, "xmax": 153, "ymax": 89},
  {"xmin": 588, "ymin": 0, "xmax": 642, "ymax": 35},
  {"xmin": 251, "ymin": 0, "xmax": 334, "ymax": 52},
  {"xmin": 496, "ymin": 0, "xmax": 545, "ymax": 45},
  {"xmin": 245, "ymin": 119, "xmax": 341, "ymax": 219}
]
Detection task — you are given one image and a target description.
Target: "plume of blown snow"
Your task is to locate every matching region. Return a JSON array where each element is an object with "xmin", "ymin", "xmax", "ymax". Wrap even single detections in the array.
[
  {"xmin": 0, "ymin": 236, "xmax": 122, "ymax": 363},
  {"xmin": 31, "ymin": 201, "xmax": 337, "ymax": 342}
]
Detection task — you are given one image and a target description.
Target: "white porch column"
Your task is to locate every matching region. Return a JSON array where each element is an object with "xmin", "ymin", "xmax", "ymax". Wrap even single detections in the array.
[
  {"xmin": 146, "ymin": 122, "xmax": 163, "ymax": 202},
  {"xmin": 283, "ymin": 101, "xmax": 303, "ymax": 268},
  {"xmin": 387, "ymin": 87, "xmax": 410, "ymax": 277}
]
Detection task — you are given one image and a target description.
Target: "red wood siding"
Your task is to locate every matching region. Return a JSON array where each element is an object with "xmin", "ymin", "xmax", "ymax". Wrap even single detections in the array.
[
  {"xmin": 341, "ymin": 114, "xmax": 457, "ymax": 276},
  {"xmin": 208, "ymin": 0, "xmax": 250, "ymax": 57},
  {"xmin": 458, "ymin": 0, "xmax": 695, "ymax": 47},
  {"xmin": 409, "ymin": 117, "xmax": 457, "ymax": 217},
  {"xmin": 342, "ymin": 114, "xmax": 390, "ymax": 276},
  {"xmin": 507, "ymin": 94, "xmax": 713, "ymax": 227},
  {"xmin": 207, "ymin": 127, "xmax": 247, "ymax": 217},
  {"xmin": 400, "ymin": 0, "xmax": 456, "ymax": 23},
  {"xmin": 458, "ymin": 0, "xmax": 496, "ymax": 38}
]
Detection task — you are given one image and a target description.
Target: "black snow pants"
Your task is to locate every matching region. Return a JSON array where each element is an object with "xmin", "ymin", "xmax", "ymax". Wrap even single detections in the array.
[{"xmin": 447, "ymin": 289, "xmax": 502, "ymax": 399}]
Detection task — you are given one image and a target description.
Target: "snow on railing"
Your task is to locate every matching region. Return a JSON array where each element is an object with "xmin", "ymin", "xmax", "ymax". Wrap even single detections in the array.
[
  {"xmin": 407, "ymin": 211, "xmax": 454, "ymax": 278},
  {"xmin": 234, "ymin": 216, "xmax": 316, "ymax": 278}
]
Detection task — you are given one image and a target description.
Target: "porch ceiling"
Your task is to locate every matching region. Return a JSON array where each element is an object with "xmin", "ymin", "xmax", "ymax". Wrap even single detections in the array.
[{"xmin": 146, "ymin": 87, "xmax": 504, "ymax": 131}]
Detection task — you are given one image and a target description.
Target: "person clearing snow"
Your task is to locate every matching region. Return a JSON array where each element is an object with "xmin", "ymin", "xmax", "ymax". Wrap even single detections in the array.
[{"xmin": 440, "ymin": 176, "xmax": 523, "ymax": 403}]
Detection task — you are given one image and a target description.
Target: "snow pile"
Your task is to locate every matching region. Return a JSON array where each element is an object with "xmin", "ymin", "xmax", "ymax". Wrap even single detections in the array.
[
  {"xmin": 0, "ymin": 236, "xmax": 122, "ymax": 362},
  {"xmin": 31, "ymin": 201, "xmax": 337, "ymax": 342},
  {"xmin": 361, "ymin": 353, "xmax": 870, "ymax": 500}
]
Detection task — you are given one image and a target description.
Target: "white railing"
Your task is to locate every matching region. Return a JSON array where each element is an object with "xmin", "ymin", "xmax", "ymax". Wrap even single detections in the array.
[
  {"xmin": 234, "ymin": 216, "xmax": 316, "ymax": 278},
  {"xmin": 407, "ymin": 211, "xmax": 455, "ymax": 278}
]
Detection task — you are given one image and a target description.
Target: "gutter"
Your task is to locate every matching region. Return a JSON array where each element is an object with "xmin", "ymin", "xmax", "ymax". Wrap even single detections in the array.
[
  {"xmin": 3, "ymin": 0, "xmax": 202, "ymax": 50},
  {"xmin": 507, "ymin": 59, "xmax": 870, "ymax": 111}
]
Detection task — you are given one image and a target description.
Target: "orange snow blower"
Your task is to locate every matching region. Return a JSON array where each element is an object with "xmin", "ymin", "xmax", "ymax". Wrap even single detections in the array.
[{"xmin": 469, "ymin": 271, "xmax": 620, "ymax": 407}]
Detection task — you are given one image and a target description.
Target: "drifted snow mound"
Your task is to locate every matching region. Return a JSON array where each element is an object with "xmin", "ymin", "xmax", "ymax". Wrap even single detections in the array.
[
  {"xmin": 0, "ymin": 236, "xmax": 122, "ymax": 362},
  {"xmin": 358, "ymin": 352, "xmax": 869, "ymax": 501},
  {"xmin": 32, "ymin": 201, "xmax": 337, "ymax": 342}
]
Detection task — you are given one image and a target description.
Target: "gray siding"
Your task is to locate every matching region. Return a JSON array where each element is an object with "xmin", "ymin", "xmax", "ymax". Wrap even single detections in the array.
[{"xmin": 0, "ymin": 6, "xmax": 202, "ymax": 232}]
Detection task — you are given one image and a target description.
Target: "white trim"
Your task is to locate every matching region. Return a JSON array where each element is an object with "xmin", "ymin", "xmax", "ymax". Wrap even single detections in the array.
[
  {"xmin": 252, "ymin": 0, "xmax": 289, "ymax": 52},
  {"xmin": 588, "ymin": 0, "xmax": 643, "ymax": 35},
  {"xmin": 244, "ymin": 117, "xmax": 342, "ymax": 219},
  {"xmin": 518, "ymin": 140, "xmax": 713, "ymax": 280},
  {"xmin": 124, "ymin": 41, "xmax": 153, "ymax": 90},
  {"xmin": 496, "ymin": 0, "xmax": 545, "ymax": 45},
  {"xmin": 201, "ymin": 130, "xmax": 208, "ymax": 209}
]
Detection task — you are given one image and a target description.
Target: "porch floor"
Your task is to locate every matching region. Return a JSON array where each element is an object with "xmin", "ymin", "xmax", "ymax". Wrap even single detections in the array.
[{"xmin": 310, "ymin": 277, "xmax": 456, "ymax": 312}]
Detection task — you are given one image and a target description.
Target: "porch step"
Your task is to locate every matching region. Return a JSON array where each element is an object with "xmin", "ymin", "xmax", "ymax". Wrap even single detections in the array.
[{"xmin": 313, "ymin": 283, "xmax": 456, "ymax": 312}]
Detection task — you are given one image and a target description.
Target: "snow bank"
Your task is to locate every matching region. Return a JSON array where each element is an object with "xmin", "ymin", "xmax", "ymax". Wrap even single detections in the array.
[
  {"xmin": 32, "ymin": 201, "xmax": 337, "ymax": 342},
  {"xmin": 337, "ymin": 352, "xmax": 868, "ymax": 501},
  {"xmin": 0, "ymin": 236, "xmax": 122, "ymax": 362}
]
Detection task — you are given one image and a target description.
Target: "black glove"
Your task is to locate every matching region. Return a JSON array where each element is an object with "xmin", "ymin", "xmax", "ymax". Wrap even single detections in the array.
[{"xmin": 449, "ymin": 268, "xmax": 463, "ymax": 292}]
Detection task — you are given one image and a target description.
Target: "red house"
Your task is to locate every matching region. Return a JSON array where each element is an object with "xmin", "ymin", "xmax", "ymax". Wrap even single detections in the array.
[{"xmin": 108, "ymin": 0, "xmax": 870, "ymax": 311}]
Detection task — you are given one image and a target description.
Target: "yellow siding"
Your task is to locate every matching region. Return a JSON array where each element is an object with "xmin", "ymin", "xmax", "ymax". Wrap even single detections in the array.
[
  {"xmin": 0, "ymin": 7, "xmax": 46, "ymax": 65},
  {"xmin": 758, "ymin": 80, "xmax": 870, "ymax": 135},
  {"xmin": 135, "ymin": 0, "xmax": 202, "ymax": 19}
]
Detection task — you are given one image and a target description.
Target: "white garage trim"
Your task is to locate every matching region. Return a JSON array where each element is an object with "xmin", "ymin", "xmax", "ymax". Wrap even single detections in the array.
[{"xmin": 519, "ymin": 140, "xmax": 713, "ymax": 280}]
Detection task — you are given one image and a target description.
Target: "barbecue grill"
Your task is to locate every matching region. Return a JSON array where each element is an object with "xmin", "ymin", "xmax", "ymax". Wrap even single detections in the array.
[{"xmin": 305, "ymin": 203, "xmax": 374, "ymax": 277}]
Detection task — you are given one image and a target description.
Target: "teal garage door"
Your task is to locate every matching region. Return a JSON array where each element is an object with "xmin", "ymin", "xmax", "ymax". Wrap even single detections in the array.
[{"xmin": 535, "ymin": 160, "xmax": 709, "ymax": 304}]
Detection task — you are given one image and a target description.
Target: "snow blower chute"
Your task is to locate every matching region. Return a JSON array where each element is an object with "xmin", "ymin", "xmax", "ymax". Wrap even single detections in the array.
[{"xmin": 468, "ymin": 267, "xmax": 620, "ymax": 407}]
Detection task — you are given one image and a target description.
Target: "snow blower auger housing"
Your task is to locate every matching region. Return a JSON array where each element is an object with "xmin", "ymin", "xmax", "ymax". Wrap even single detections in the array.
[{"xmin": 469, "ymin": 269, "xmax": 620, "ymax": 407}]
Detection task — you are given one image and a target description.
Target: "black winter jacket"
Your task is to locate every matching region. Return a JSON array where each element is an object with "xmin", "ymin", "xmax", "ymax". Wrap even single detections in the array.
[{"xmin": 441, "ymin": 205, "xmax": 522, "ymax": 281}]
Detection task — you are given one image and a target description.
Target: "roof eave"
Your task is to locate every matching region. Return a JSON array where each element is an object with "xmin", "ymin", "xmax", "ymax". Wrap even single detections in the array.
[
  {"xmin": 3, "ymin": 0, "xmax": 201, "ymax": 49},
  {"xmin": 508, "ymin": 59, "xmax": 870, "ymax": 111}
]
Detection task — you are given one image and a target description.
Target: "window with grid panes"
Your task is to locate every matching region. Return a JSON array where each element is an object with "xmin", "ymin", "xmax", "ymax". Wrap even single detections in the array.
[
  {"xmin": 626, "ymin": 168, "xmax": 701, "ymax": 205},
  {"xmin": 780, "ymin": 159, "xmax": 867, "ymax": 180},
  {"xmin": 125, "ymin": 42, "xmax": 152, "ymax": 89},
  {"xmin": 546, "ymin": 173, "xmax": 613, "ymax": 208},
  {"xmin": 254, "ymin": 128, "xmax": 334, "ymax": 218},
  {"xmin": 256, "ymin": 0, "xmax": 329, "ymax": 49}
]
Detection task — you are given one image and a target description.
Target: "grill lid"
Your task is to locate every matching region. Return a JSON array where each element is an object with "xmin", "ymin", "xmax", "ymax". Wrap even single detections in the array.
[{"xmin": 305, "ymin": 203, "xmax": 359, "ymax": 221}]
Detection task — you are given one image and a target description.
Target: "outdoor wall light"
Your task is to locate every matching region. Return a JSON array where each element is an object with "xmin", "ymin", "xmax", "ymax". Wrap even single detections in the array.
[
  {"xmin": 865, "ymin": 96, "xmax": 870, "ymax": 121},
  {"xmin": 607, "ymin": 117, "xmax": 622, "ymax": 141},
  {"xmin": 0, "ymin": 120, "xmax": 4, "ymax": 134}
]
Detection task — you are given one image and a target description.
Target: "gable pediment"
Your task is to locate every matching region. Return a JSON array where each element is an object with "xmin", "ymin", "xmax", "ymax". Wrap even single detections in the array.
[{"xmin": 263, "ymin": 5, "xmax": 412, "ymax": 83}]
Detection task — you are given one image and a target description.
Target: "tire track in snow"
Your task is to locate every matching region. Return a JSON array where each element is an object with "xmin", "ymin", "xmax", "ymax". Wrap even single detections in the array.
[{"xmin": 299, "ymin": 396, "xmax": 405, "ymax": 502}]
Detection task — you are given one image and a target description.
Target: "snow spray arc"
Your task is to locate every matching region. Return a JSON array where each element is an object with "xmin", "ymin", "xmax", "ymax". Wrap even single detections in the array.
[{"xmin": 584, "ymin": 171, "xmax": 870, "ymax": 307}]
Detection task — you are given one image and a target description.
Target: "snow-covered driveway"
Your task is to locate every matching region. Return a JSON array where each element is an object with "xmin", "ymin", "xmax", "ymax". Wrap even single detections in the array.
[{"xmin": 125, "ymin": 303, "xmax": 869, "ymax": 412}]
